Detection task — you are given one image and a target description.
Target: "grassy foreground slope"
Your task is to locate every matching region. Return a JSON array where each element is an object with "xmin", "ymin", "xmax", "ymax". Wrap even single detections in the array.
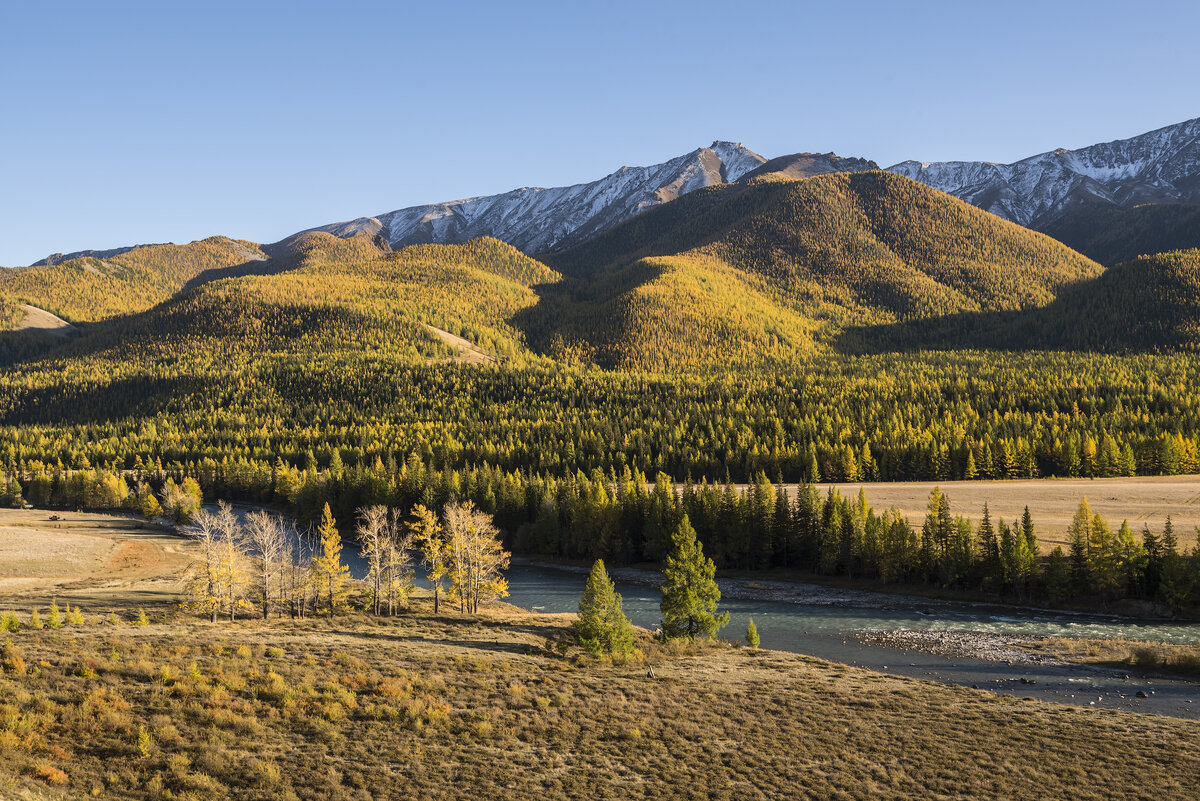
[
  {"xmin": 1, "ymin": 607, "xmax": 1197, "ymax": 801},
  {"xmin": 531, "ymin": 171, "xmax": 1103, "ymax": 369},
  {"xmin": 0, "ymin": 238, "xmax": 268, "ymax": 324}
]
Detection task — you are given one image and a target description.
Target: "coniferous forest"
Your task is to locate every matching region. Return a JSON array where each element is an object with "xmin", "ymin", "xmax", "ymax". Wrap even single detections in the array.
[{"xmin": 2, "ymin": 173, "xmax": 1200, "ymax": 614}]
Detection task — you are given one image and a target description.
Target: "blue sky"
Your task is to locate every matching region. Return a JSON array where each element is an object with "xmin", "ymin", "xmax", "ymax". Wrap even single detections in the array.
[{"xmin": 1, "ymin": 0, "xmax": 1197, "ymax": 265}]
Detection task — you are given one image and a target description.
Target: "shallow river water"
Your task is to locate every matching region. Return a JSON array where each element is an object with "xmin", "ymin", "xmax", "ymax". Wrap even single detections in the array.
[
  {"xmin": 500, "ymin": 561, "xmax": 1200, "ymax": 719},
  {"xmin": 320, "ymin": 536, "xmax": 1200, "ymax": 719}
]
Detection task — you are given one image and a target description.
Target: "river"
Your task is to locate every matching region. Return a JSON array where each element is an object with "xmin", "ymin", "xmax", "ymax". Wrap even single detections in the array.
[{"xmin": 335, "ymin": 532, "xmax": 1200, "ymax": 719}]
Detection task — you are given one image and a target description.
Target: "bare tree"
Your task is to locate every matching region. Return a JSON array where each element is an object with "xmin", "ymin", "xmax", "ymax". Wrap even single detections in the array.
[
  {"xmin": 245, "ymin": 509, "xmax": 286, "ymax": 619},
  {"xmin": 356, "ymin": 505, "xmax": 388, "ymax": 615},
  {"xmin": 384, "ymin": 507, "xmax": 415, "ymax": 615},
  {"xmin": 285, "ymin": 522, "xmax": 315, "ymax": 619},
  {"xmin": 184, "ymin": 507, "xmax": 223, "ymax": 622},
  {"xmin": 213, "ymin": 501, "xmax": 251, "ymax": 621}
]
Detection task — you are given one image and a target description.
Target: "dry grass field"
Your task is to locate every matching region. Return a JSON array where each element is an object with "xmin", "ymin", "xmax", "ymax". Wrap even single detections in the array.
[
  {"xmin": 1, "ymin": 509, "xmax": 1199, "ymax": 799},
  {"xmin": 1, "ymin": 608, "xmax": 1199, "ymax": 800},
  {"xmin": 0, "ymin": 509, "xmax": 191, "ymax": 606},
  {"xmin": 819, "ymin": 475, "xmax": 1200, "ymax": 552}
]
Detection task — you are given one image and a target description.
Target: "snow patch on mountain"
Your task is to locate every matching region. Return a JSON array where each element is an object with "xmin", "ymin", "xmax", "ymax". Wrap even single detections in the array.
[
  {"xmin": 294, "ymin": 143, "xmax": 768, "ymax": 255},
  {"xmin": 887, "ymin": 117, "xmax": 1200, "ymax": 226}
]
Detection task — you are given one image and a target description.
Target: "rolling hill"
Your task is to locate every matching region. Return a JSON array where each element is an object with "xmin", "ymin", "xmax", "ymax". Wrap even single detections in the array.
[
  {"xmin": 530, "ymin": 170, "xmax": 1103, "ymax": 369},
  {"xmin": 840, "ymin": 249, "xmax": 1200, "ymax": 353},
  {"xmin": 0, "ymin": 236, "xmax": 268, "ymax": 324},
  {"xmin": 21, "ymin": 235, "xmax": 558, "ymax": 369}
]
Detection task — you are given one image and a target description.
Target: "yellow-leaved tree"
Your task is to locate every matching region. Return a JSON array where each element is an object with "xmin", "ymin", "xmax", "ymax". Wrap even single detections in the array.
[
  {"xmin": 443, "ymin": 501, "xmax": 510, "ymax": 614},
  {"xmin": 311, "ymin": 503, "xmax": 350, "ymax": 617}
]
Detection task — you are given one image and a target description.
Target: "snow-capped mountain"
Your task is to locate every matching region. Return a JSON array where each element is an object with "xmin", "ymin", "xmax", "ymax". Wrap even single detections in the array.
[
  {"xmin": 297, "ymin": 142, "xmax": 768, "ymax": 254},
  {"xmin": 888, "ymin": 117, "xmax": 1200, "ymax": 226}
]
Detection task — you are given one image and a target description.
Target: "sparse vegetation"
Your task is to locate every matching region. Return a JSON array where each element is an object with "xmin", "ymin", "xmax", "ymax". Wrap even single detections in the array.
[{"xmin": 0, "ymin": 604, "xmax": 1198, "ymax": 800}]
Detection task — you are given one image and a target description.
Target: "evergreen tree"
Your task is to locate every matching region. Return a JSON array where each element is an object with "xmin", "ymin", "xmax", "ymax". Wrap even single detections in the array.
[
  {"xmin": 746, "ymin": 618, "xmax": 760, "ymax": 649},
  {"xmin": 312, "ymin": 503, "xmax": 350, "ymax": 617},
  {"xmin": 575, "ymin": 559, "xmax": 636, "ymax": 657},
  {"xmin": 660, "ymin": 515, "xmax": 728, "ymax": 640},
  {"xmin": 1044, "ymin": 546, "xmax": 1070, "ymax": 604}
]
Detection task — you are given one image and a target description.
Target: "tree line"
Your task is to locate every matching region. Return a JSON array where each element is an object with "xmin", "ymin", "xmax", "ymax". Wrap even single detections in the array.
[
  {"xmin": 11, "ymin": 456, "xmax": 1196, "ymax": 616},
  {"xmin": 181, "ymin": 499, "xmax": 509, "ymax": 622}
]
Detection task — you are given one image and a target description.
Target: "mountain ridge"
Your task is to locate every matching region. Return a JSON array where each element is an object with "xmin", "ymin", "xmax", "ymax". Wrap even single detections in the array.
[{"xmin": 887, "ymin": 117, "xmax": 1200, "ymax": 228}]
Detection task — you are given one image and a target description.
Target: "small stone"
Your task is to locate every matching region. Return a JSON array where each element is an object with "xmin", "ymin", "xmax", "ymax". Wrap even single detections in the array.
[{"xmin": 1136, "ymin": 691, "xmax": 1148, "ymax": 699}]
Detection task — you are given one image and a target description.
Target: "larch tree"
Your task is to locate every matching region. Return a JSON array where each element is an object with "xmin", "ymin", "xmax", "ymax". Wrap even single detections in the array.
[
  {"xmin": 575, "ymin": 559, "xmax": 635, "ymax": 656},
  {"xmin": 660, "ymin": 514, "xmax": 728, "ymax": 640},
  {"xmin": 411, "ymin": 504, "xmax": 447, "ymax": 614},
  {"xmin": 311, "ymin": 503, "xmax": 350, "ymax": 617},
  {"xmin": 184, "ymin": 507, "xmax": 224, "ymax": 622},
  {"xmin": 160, "ymin": 477, "xmax": 203, "ymax": 524},
  {"xmin": 214, "ymin": 501, "xmax": 251, "ymax": 622}
]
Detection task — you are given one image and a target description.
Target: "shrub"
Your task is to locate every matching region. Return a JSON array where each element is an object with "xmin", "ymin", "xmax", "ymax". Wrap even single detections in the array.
[
  {"xmin": 29, "ymin": 608, "xmax": 42, "ymax": 629},
  {"xmin": 30, "ymin": 763, "xmax": 69, "ymax": 786},
  {"xmin": 746, "ymin": 618, "xmax": 760, "ymax": 649},
  {"xmin": 136, "ymin": 725, "xmax": 152, "ymax": 759},
  {"xmin": 48, "ymin": 600, "xmax": 62, "ymax": 629}
]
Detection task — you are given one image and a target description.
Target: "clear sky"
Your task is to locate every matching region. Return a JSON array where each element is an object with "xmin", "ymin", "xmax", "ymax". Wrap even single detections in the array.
[{"xmin": 1, "ymin": 0, "xmax": 1197, "ymax": 265}]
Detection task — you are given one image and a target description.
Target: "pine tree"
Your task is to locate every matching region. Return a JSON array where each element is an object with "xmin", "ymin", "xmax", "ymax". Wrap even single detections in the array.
[
  {"xmin": 575, "ymin": 559, "xmax": 636, "ymax": 657},
  {"xmin": 660, "ymin": 515, "xmax": 728, "ymax": 640},
  {"xmin": 746, "ymin": 618, "xmax": 760, "ymax": 649},
  {"xmin": 312, "ymin": 503, "xmax": 350, "ymax": 617}
]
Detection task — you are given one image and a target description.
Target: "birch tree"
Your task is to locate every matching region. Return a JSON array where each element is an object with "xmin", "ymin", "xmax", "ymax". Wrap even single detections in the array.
[
  {"xmin": 443, "ymin": 501, "xmax": 510, "ymax": 614},
  {"xmin": 356, "ymin": 505, "xmax": 388, "ymax": 615},
  {"xmin": 384, "ymin": 507, "xmax": 415, "ymax": 615}
]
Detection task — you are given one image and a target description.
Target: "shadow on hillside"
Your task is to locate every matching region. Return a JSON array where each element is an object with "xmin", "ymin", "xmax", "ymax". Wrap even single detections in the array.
[
  {"xmin": 177, "ymin": 254, "xmax": 301, "ymax": 294},
  {"xmin": 0, "ymin": 372, "xmax": 223, "ymax": 425},
  {"xmin": 509, "ymin": 260, "xmax": 667, "ymax": 366}
]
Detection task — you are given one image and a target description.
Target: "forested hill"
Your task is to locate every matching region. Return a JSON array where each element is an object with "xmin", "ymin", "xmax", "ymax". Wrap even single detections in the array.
[
  {"xmin": 0, "ymin": 237, "xmax": 268, "ymax": 324},
  {"xmin": 528, "ymin": 170, "xmax": 1103, "ymax": 369},
  {"xmin": 1036, "ymin": 201, "xmax": 1200, "ymax": 266},
  {"xmin": 840, "ymin": 249, "xmax": 1200, "ymax": 354}
]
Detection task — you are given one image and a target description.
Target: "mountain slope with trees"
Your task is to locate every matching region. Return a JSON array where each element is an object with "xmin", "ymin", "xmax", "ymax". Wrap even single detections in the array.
[
  {"xmin": 0, "ymin": 237, "xmax": 268, "ymax": 324},
  {"xmin": 532, "ymin": 170, "xmax": 1103, "ymax": 369}
]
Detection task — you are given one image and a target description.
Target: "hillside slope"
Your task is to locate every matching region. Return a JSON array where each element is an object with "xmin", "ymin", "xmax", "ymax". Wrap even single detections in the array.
[
  {"xmin": 533, "ymin": 171, "xmax": 1102, "ymax": 370},
  {"xmin": 841, "ymin": 249, "xmax": 1200, "ymax": 353},
  {"xmin": 35, "ymin": 236, "xmax": 559, "ymax": 368},
  {"xmin": 1037, "ymin": 201, "xmax": 1200, "ymax": 265},
  {"xmin": 0, "ymin": 237, "xmax": 267, "ymax": 324}
]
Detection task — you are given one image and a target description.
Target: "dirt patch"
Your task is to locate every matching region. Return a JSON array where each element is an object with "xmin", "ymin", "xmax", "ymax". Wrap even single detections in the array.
[
  {"xmin": 11, "ymin": 304, "xmax": 74, "ymax": 335},
  {"xmin": 424, "ymin": 323, "xmax": 496, "ymax": 364},
  {"xmin": 0, "ymin": 509, "xmax": 191, "ymax": 606}
]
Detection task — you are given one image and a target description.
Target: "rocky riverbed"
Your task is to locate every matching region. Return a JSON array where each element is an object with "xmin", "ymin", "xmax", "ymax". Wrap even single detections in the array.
[{"xmin": 858, "ymin": 629, "xmax": 1070, "ymax": 666}]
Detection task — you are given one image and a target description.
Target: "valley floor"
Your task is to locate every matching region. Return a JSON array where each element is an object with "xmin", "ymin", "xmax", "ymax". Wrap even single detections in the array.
[
  {"xmin": 0, "ymin": 509, "xmax": 1199, "ymax": 798},
  {"xmin": 799, "ymin": 474, "xmax": 1200, "ymax": 552},
  {"xmin": 2, "ymin": 606, "xmax": 1199, "ymax": 800}
]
